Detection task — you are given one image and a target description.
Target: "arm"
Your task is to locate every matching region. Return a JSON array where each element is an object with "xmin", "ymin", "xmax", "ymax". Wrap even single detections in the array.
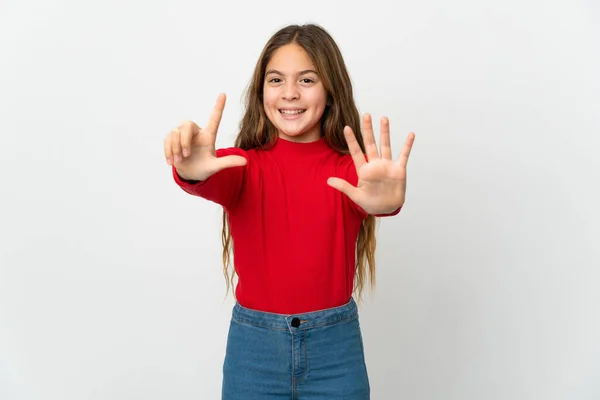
[{"xmin": 173, "ymin": 147, "xmax": 249, "ymax": 212}]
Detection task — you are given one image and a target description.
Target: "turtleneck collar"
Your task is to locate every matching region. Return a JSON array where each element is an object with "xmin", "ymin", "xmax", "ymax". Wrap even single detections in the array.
[{"xmin": 272, "ymin": 136, "xmax": 331, "ymax": 155}]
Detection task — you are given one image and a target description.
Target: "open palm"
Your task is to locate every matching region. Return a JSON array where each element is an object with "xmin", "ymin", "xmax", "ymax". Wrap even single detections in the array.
[{"xmin": 327, "ymin": 114, "xmax": 415, "ymax": 215}]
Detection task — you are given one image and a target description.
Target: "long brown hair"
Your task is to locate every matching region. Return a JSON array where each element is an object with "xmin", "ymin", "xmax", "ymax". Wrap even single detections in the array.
[{"xmin": 222, "ymin": 24, "xmax": 378, "ymax": 304}]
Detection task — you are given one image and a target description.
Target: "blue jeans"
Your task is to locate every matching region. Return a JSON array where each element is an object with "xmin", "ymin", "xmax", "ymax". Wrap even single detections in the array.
[{"xmin": 222, "ymin": 298, "xmax": 370, "ymax": 399}]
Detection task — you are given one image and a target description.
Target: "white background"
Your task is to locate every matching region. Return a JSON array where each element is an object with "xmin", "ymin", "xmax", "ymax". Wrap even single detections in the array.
[{"xmin": 1, "ymin": 0, "xmax": 599, "ymax": 399}]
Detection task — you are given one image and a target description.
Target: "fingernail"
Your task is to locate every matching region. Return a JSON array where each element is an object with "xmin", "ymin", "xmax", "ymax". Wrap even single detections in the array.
[
  {"xmin": 182, "ymin": 149, "xmax": 189, "ymax": 157},
  {"xmin": 174, "ymin": 155, "xmax": 181, "ymax": 163}
]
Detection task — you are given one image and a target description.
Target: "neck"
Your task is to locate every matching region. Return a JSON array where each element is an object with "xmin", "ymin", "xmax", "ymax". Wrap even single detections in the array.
[{"xmin": 277, "ymin": 130, "xmax": 322, "ymax": 143}]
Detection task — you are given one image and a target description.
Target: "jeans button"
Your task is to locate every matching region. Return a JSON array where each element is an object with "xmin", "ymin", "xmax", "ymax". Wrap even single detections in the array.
[{"xmin": 291, "ymin": 317, "xmax": 300, "ymax": 328}]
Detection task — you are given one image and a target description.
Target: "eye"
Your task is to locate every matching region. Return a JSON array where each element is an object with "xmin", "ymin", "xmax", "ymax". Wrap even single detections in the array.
[
  {"xmin": 300, "ymin": 78, "xmax": 315, "ymax": 84},
  {"xmin": 268, "ymin": 78, "xmax": 282, "ymax": 83}
]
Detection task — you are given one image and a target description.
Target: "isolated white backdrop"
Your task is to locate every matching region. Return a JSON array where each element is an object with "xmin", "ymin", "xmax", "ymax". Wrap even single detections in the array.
[{"xmin": 1, "ymin": 0, "xmax": 599, "ymax": 399}]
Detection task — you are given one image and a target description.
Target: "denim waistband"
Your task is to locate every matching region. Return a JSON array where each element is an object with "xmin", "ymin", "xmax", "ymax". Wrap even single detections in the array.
[{"xmin": 231, "ymin": 298, "xmax": 359, "ymax": 332}]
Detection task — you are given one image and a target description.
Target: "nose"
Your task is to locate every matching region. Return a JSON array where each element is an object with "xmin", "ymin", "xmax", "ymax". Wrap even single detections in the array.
[{"xmin": 282, "ymin": 81, "xmax": 300, "ymax": 101}]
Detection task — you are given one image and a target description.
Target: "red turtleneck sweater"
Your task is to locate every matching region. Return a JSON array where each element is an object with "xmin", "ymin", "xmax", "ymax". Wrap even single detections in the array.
[{"xmin": 172, "ymin": 137, "xmax": 400, "ymax": 314}]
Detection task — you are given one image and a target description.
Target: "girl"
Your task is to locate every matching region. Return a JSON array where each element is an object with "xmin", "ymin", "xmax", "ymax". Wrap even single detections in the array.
[{"xmin": 164, "ymin": 24, "xmax": 414, "ymax": 400}]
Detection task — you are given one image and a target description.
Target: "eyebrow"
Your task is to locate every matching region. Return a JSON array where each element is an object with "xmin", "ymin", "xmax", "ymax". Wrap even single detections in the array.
[{"xmin": 265, "ymin": 69, "xmax": 318, "ymax": 76}]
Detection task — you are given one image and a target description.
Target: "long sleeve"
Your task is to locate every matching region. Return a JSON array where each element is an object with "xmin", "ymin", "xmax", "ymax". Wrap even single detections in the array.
[{"xmin": 172, "ymin": 147, "xmax": 249, "ymax": 212}]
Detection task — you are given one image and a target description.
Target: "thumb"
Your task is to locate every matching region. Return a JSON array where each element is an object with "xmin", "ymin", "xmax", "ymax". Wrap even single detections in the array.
[
  {"xmin": 327, "ymin": 177, "xmax": 360, "ymax": 202},
  {"xmin": 212, "ymin": 155, "xmax": 247, "ymax": 172}
]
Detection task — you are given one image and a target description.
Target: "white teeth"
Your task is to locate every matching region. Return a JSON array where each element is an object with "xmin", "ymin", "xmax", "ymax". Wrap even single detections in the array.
[{"xmin": 280, "ymin": 109, "xmax": 306, "ymax": 115}]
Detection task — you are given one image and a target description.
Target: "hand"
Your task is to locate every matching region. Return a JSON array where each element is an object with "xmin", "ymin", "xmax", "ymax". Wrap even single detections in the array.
[
  {"xmin": 164, "ymin": 93, "xmax": 247, "ymax": 181},
  {"xmin": 327, "ymin": 114, "xmax": 415, "ymax": 215}
]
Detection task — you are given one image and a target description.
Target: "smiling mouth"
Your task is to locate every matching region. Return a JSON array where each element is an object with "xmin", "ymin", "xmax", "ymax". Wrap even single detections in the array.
[{"xmin": 279, "ymin": 109, "xmax": 306, "ymax": 115}]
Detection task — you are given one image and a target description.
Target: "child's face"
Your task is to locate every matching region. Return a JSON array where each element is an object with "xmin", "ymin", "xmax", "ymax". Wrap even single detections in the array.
[{"xmin": 263, "ymin": 43, "xmax": 328, "ymax": 143}]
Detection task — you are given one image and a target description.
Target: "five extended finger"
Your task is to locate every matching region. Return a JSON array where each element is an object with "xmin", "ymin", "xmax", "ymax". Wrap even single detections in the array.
[
  {"xmin": 327, "ymin": 176, "xmax": 361, "ymax": 204},
  {"xmin": 397, "ymin": 132, "xmax": 416, "ymax": 168},
  {"xmin": 344, "ymin": 126, "xmax": 367, "ymax": 170},
  {"xmin": 362, "ymin": 113, "xmax": 379, "ymax": 160},
  {"xmin": 380, "ymin": 117, "xmax": 392, "ymax": 160}
]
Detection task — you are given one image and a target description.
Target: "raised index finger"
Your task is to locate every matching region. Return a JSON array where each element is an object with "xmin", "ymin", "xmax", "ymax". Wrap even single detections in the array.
[{"xmin": 204, "ymin": 93, "xmax": 227, "ymax": 136}]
